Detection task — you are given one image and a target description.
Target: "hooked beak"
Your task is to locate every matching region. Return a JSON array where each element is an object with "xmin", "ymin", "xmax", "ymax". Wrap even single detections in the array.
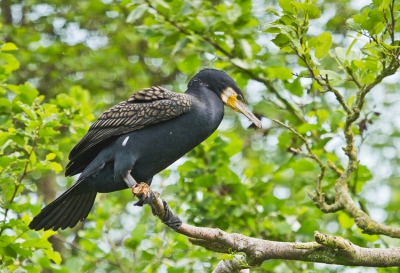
[
  {"xmin": 221, "ymin": 88, "xmax": 262, "ymax": 129},
  {"xmin": 232, "ymin": 99, "xmax": 262, "ymax": 129}
]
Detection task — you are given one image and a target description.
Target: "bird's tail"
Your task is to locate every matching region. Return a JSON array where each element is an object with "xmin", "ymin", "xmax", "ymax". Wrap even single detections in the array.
[{"xmin": 29, "ymin": 179, "xmax": 97, "ymax": 231}]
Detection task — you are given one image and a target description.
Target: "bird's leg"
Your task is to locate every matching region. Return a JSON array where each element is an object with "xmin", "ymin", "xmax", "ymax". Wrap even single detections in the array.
[
  {"xmin": 114, "ymin": 169, "xmax": 137, "ymax": 188},
  {"xmin": 125, "ymin": 172, "xmax": 137, "ymax": 188}
]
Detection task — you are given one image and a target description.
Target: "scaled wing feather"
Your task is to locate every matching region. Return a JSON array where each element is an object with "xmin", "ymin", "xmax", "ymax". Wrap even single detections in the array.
[{"xmin": 66, "ymin": 86, "xmax": 191, "ymax": 176}]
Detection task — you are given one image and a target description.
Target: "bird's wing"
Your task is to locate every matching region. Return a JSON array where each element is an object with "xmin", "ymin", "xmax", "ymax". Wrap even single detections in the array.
[{"xmin": 66, "ymin": 86, "xmax": 191, "ymax": 175}]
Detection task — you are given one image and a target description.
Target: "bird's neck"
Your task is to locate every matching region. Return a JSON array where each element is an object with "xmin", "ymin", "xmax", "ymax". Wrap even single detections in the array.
[
  {"xmin": 185, "ymin": 85, "xmax": 220, "ymax": 103},
  {"xmin": 185, "ymin": 85, "xmax": 224, "ymax": 127}
]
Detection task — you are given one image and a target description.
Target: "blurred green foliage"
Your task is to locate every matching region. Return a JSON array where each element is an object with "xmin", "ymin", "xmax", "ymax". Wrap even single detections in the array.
[{"xmin": 1, "ymin": 0, "xmax": 400, "ymax": 272}]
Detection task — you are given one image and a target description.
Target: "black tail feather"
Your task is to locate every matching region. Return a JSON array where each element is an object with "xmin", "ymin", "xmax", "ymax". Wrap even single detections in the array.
[
  {"xmin": 29, "ymin": 180, "xmax": 97, "ymax": 231},
  {"xmin": 79, "ymin": 191, "xmax": 97, "ymax": 222},
  {"xmin": 63, "ymin": 193, "xmax": 87, "ymax": 229}
]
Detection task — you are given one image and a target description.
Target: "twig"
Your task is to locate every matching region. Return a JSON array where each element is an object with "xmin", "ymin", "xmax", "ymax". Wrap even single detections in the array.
[
  {"xmin": 273, "ymin": 119, "xmax": 326, "ymax": 183},
  {"xmin": 345, "ymin": 66, "xmax": 361, "ymax": 88},
  {"xmin": 296, "ymin": 52, "xmax": 353, "ymax": 115},
  {"xmin": 0, "ymin": 128, "xmax": 39, "ymax": 236}
]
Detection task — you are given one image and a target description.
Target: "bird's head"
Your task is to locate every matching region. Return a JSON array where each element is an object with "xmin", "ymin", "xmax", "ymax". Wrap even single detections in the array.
[{"xmin": 189, "ymin": 69, "xmax": 262, "ymax": 129}]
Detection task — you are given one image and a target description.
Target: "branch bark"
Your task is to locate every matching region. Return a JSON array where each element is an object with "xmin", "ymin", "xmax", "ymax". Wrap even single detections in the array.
[{"xmin": 132, "ymin": 184, "xmax": 400, "ymax": 271}]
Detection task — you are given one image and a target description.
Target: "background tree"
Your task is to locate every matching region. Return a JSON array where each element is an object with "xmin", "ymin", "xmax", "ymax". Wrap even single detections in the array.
[{"xmin": 1, "ymin": 0, "xmax": 400, "ymax": 272}]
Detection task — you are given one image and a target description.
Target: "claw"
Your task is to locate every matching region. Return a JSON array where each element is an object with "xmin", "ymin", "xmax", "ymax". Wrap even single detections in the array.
[
  {"xmin": 132, "ymin": 182, "xmax": 150, "ymax": 196},
  {"xmin": 134, "ymin": 194, "xmax": 147, "ymax": 207}
]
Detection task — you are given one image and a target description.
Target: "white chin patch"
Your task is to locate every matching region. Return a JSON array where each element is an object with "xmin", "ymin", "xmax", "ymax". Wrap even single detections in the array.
[
  {"xmin": 122, "ymin": 136, "xmax": 130, "ymax": 146},
  {"xmin": 220, "ymin": 87, "xmax": 237, "ymax": 104}
]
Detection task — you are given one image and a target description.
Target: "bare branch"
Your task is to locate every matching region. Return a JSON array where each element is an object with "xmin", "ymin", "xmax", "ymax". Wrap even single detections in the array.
[
  {"xmin": 327, "ymin": 161, "xmax": 343, "ymax": 177},
  {"xmin": 307, "ymin": 191, "xmax": 344, "ymax": 213},
  {"xmin": 273, "ymin": 119, "xmax": 324, "ymax": 170},
  {"xmin": 135, "ymin": 190, "xmax": 400, "ymax": 269},
  {"xmin": 273, "ymin": 119, "xmax": 343, "ymax": 211},
  {"xmin": 335, "ymin": 174, "xmax": 400, "ymax": 238},
  {"xmin": 345, "ymin": 66, "xmax": 362, "ymax": 88}
]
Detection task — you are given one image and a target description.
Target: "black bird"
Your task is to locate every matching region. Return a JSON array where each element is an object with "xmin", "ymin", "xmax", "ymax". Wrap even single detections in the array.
[{"xmin": 29, "ymin": 69, "xmax": 262, "ymax": 231}]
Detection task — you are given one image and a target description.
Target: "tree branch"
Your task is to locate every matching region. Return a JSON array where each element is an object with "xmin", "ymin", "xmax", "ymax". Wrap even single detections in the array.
[
  {"xmin": 289, "ymin": 17, "xmax": 400, "ymax": 236},
  {"xmin": 132, "ymin": 185, "xmax": 400, "ymax": 270},
  {"xmin": 272, "ymin": 119, "xmax": 343, "ymax": 212}
]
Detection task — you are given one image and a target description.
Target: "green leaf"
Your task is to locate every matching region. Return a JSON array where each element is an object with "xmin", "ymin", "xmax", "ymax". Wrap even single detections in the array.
[
  {"xmin": 353, "ymin": 14, "xmax": 367, "ymax": 24},
  {"xmin": 338, "ymin": 213, "xmax": 353, "ymax": 229},
  {"xmin": 171, "ymin": 38, "xmax": 189, "ymax": 56},
  {"xmin": 17, "ymin": 102, "xmax": 37, "ymax": 120},
  {"xmin": 297, "ymin": 123, "xmax": 319, "ymax": 134},
  {"xmin": 354, "ymin": 165, "xmax": 372, "ymax": 193},
  {"xmin": 51, "ymin": 162, "xmax": 63, "ymax": 173},
  {"xmin": 346, "ymin": 18, "xmax": 362, "ymax": 31},
  {"xmin": 1, "ymin": 43, "xmax": 18, "ymax": 51},
  {"xmin": 126, "ymin": 4, "xmax": 148, "ymax": 23},
  {"xmin": 292, "ymin": 2, "xmax": 321, "ymax": 19},
  {"xmin": 231, "ymin": 58, "xmax": 253, "ymax": 69},
  {"xmin": 0, "ymin": 98, "xmax": 11, "ymax": 107},
  {"xmin": 278, "ymin": 0, "xmax": 293, "ymax": 13},
  {"xmin": 314, "ymin": 32, "xmax": 332, "ymax": 59},
  {"xmin": 45, "ymin": 153, "xmax": 57, "ymax": 161},
  {"xmin": 43, "ymin": 249, "xmax": 62, "ymax": 264},
  {"xmin": 0, "ymin": 53, "xmax": 19, "ymax": 72},
  {"xmin": 272, "ymin": 33, "xmax": 291, "ymax": 48},
  {"xmin": 177, "ymin": 54, "xmax": 201, "ymax": 73},
  {"xmin": 222, "ymin": 132, "xmax": 243, "ymax": 157},
  {"xmin": 289, "ymin": 159, "xmax": 315, "ymax": 172},
  {"xmin": 8, "ymin": 82, "xmax": 39, "ymax": 105},
  {"xmin": 239, "ymin": 39, "xmax": 253, "ymax": 58},
  {"xmin": 125, "ymin": 223, "xmax": 147, "ymax": 249},
  {"xmin": 368, "ymin": 9, "xmax": 385, "ymax": 22},
  {"xmin": 360, "ymin": 74, "xmax": 375, "ymax": 84},
  {"xmin": 364, "ymin": 56, "xmax": 381, "ymax": 72},
  {"xmin": 218, "ymin": 253, "xmax": 234, "ymax": 260},
  {"xmin": 316, "ymin": 109, "xmax": 329, "ymax": 123},
  {"xmin": 319, "ymin": 70, "xmax": 343, "ymax": 86},
  {"xmin": 21, "ymin": 238, "xmax": 51, "ymax": 249},
  {"xmin": 266, "ymin": 67, "xmax": 292, "ymax": 80},
  {"xmin": 284, "ymin": 78, "xmax": 303, "ymax": 96},
  {"xmin": 353, "ymin": 60, "xmax": 366, "ymax": 69}
]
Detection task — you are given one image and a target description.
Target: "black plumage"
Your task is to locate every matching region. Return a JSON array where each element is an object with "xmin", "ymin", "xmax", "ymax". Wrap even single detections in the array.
[
  {"xmin": 66, "ymin": 86, "xmax": 191, "ymax": 176},
  {"xmin": 29, "ymin": 69, "xmax": 261, "ymax": 231}
]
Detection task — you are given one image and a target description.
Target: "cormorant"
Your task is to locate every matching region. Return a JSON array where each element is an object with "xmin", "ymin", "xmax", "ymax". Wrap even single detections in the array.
[{"xmin": 29, "ymin": 69, "xmax": 262, "ymax": 231}]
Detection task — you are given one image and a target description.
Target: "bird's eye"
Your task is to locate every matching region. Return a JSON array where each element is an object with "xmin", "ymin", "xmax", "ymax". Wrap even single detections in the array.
[{"xmin": 237, "ymin": 94, "xmax": 243, "ymax": 101}]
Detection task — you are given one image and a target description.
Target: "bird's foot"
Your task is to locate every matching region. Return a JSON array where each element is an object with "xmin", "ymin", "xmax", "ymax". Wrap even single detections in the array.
[
  {"xmin": 131, "ymin": 184, "xmax": 182, "ymax": 230},
  {"xmin": 132, "ymin": 182, "xmax": 150, "ymax": 197},
  {"xmin": 132, "ymin": 183, "xmax": 156, "ymax": 215}
]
